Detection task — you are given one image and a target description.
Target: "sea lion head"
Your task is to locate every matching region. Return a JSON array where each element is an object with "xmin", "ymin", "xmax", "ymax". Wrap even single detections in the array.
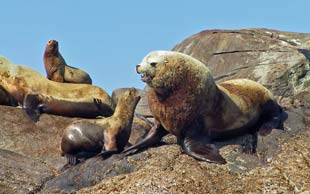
[
  {"xmin": 136, "ymin": 51, "xmax": 169, "ymax": 84},
  {"xmin": 136, "ymin": 50, "xmax": 203, "ymax": 98},
  {"xmin": 45, "ymin": 39, "xmax": 59, "ymax": 55},
  {"xmin": 117, "ymin": 88, "xmax": 141, "ymax": 110}
]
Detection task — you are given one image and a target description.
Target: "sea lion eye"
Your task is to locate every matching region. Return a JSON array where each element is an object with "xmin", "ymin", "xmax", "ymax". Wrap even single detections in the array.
[{"xmin": 150, "ymin": 62, "xmax": 157, "ymax": 67}]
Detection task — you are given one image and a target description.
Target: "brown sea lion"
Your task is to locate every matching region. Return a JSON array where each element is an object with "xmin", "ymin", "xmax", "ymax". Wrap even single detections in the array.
[
  {"xmin": 0, "ymin": 56, "xmax": 112, "ymax": 122},
  {"xmin": 60, "ymin": 88, "xmax": 141, "ymax": 165},
  {"xmin": 111, "ymin": 88, "xmax": 153, "ymax": 118},
  {"xmin": 124, "ymin": 51, "xmax": 283, "ymax": 164},
  {"xmin": 0, "ymin": 86, "xmax": 17, "ymax": 106},
  {"xmin": 43, "ymin": 39, "xmax": 92, "ymax": 84}
]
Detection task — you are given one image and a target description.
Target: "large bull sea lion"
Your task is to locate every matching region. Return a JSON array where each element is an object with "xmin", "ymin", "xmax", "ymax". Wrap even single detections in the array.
[{"xmin": 124, "ymin": 50, "xmax": 283, "ymax": 164}]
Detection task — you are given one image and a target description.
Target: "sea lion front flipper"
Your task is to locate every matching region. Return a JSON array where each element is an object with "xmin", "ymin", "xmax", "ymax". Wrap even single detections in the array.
[
  {"xmin": 180, "ymin": 132, "xmax": 226, "ymax": 164},
  {"xmin": 259, "ymin": 101, "xmax": 284, "ymax": 136},
  {"xmin": 47, "ymin": 65, "xmax": 58, "ymax": 79},
  {"xmin": 122, "ymin": 119, "xmax": 168, "ymax": 154},
  {"xmin": 259, "ymin": 119, "xmax": 279, "ymax": 136},
  {"xmin": 93, "ymin": 98, "xmax": 113, "ymax": 117},
  {"xmin": 22, "ymin": 108, "xmax": 40, "ymax": 122},
  {"xmin": 22, "ymin": 93, "xmax": 44, "ymax": 122}
]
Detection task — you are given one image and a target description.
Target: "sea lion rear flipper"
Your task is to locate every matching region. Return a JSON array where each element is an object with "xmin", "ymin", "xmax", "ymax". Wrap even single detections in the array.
[
  {"xmin": 122, "ymin": 120, "xmax": 168, "ymax": 154},
  {"xmin": 181, "ymin": 134, "xmax": 226, "ymax": 164},
  {"xmin": 22, "ymin": 93, "xmax": 43, "ymax": 122},
  {"xmin": 65, "ymin": 154, "xmax": 78, "ymax": 165}
]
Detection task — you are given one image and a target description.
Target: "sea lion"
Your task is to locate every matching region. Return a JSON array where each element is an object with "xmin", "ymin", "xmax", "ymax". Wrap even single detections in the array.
[
  {"xmin": 43, "ymin": 39, "xmax": 92, "ymax": 84},
  {"xmin": 124, "ymin": 50, "xmax": 283, "ymax": 164},
  {"xmin": 60, "ymin": 88, "xmax": 141, "ymax": 165},
  {"xmin": 111, "ymin": 88, "xmax": 153, "ymax": 118},
  {"xmin": 0, "ymin": 86, "xmax": 17, "ymax": 106},
  {"xmin": 0, "ymin": 56, "xmax": 112, "ymax": 122}
]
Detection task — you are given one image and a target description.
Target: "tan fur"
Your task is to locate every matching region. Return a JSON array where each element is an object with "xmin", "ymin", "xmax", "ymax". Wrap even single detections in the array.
[
  {"xmin": 0, "ymin": 56, "xmax": 111, "ymax": 116},
  {"xmin": 137, "ymin": 51, "xmax": 276, "ymax": 136},
  {"xmin": 61, "ymin": 88, "xmax": 140, "ymax": 156},
  {"xmin": 98, "ymin": 88, "xmax": 140, "ymax": 151},
  {"xmin": 43, "ymin": 40, "xmax": 92, "ymax": 84}
]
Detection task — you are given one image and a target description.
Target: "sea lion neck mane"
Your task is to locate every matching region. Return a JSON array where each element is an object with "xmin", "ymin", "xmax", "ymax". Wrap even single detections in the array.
[{"xmin": 138, "ymin": 51, "xmax": 218, "ymax": 135}]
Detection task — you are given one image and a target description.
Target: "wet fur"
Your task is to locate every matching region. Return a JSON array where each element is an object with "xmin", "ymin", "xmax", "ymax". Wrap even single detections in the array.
[{"xmin": 60, "ymin": 88, "xmax": 140, "ymax": 164}]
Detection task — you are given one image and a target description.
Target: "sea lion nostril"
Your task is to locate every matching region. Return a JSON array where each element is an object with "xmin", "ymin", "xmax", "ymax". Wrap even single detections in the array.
[{"xmin": 136, "ymin": 65, "xmax": 140, "ymax": 73}]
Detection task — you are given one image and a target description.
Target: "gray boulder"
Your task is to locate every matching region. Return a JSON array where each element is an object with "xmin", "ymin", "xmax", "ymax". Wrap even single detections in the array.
[{"xmin": 173, "ymin": 28, "xmax": 310, "ymax": 97}]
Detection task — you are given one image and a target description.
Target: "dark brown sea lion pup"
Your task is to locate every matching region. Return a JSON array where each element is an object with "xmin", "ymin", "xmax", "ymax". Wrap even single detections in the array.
[
  {"xmin": 123, "ymin": 50, "xmax": 283, "ymax": 164},
  {"xmin": 43, "ymin": 39, "xmax": 92, "ymax": 84},
  {"xmin": 0, "ymin": 56, "xmax": 112, "ymax": 121},
  {"xmin": 60, "ymin": 88, "xmax": 141, "ymax": 165}
]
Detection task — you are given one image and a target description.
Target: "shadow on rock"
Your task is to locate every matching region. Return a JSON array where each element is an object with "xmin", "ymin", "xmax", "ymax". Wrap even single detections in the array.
[{"xmin": 42, "ymin": 153, "xmax": 134, "ymax": 193}]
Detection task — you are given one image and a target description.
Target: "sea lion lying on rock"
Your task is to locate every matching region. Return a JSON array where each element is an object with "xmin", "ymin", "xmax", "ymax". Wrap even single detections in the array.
[
  {"xmin": 124, "ymin": 50, "xmax": 283, "ymax": 164},
  {"xmin": 0, "ymin": 56, "xmax": 112, "ymax": 121},
  {"xmin": 60, "ymin": 88, "xmax": 140, "ymax": 165},
  {"xmin": 0, "ymin": 86, "xmax": 17, "ymax": 106},
  {"xmin": 43, "ymin": 39, "xmax": 92, "ymax": 84}
]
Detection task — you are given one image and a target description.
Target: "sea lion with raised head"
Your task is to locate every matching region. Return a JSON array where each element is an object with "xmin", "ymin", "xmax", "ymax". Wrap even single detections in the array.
[
  {"xmin": 123, "ymin": 50, "xmax": 283, "ymax": 164},
  {"xmin": 43, "ymin": 39, "xmax": 92, "ymax": 84},
  {"xmin": 0, "ymin": 56, "xmax": 112, "ymax": 121},
  {"xmin": 60, "ymin": 88, "xmax": 141, "ymax": 165}
]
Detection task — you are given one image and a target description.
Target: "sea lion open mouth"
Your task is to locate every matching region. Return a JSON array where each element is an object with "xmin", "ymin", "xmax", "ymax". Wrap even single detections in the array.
[{"xmin": 140, "ymin": 73, "xmax": 153, "ymax": 83}]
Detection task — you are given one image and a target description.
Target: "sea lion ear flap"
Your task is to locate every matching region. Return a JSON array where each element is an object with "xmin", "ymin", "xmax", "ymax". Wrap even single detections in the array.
[{"xmin": 180, "ymin": 133, "xmax": 227, "ymax": 164}]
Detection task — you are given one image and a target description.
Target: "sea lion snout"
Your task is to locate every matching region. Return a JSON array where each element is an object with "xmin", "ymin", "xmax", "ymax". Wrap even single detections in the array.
[
  {"xmin": 136, "ymin": 64, "xmax": 154, "ymax": 83},
  {"xmin": 136, "ymin": 64, "xmax": 141, "ymax": 73},
  {"xmin": 47, "ymin": 39, "xmax": 58, "ymax": 46}
]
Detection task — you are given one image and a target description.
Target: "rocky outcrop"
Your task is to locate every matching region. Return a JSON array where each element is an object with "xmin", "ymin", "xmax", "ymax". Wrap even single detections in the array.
[
  {"xmin": 0, "ymin": 105, "xmax": 150, "ymax": 193},
  {"xmin": 173, "ymin": 28, "xmax": 310, "ymax": 97},
  {"xmin": 0, "ymin": 28, "xmax": 310, "ymax": 194},
  {"xmin": 77, "ymin": 107, "xmax": 310, "ymax": 194},
  {"xmin": 76, "ymin": 28, "xmax": 310, "ymax": 193},
  {"xmin": 0, "ymin": 105, "xmax": 69, "ymax": 193},
  {"xmin": 0, "ymin": 149, "xmax": 56, "ymax": 194}
]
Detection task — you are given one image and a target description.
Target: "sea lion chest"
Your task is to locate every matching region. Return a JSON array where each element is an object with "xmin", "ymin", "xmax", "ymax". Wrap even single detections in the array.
[{"xmin": 147, "ymin": 88, "xmax": 201, "ymax": 136}]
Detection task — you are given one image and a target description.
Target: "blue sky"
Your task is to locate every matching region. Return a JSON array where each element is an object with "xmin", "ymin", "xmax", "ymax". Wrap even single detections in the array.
[{"xmin": 1, "ymin": 1, "xmax": 309, "ymax": 94}]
